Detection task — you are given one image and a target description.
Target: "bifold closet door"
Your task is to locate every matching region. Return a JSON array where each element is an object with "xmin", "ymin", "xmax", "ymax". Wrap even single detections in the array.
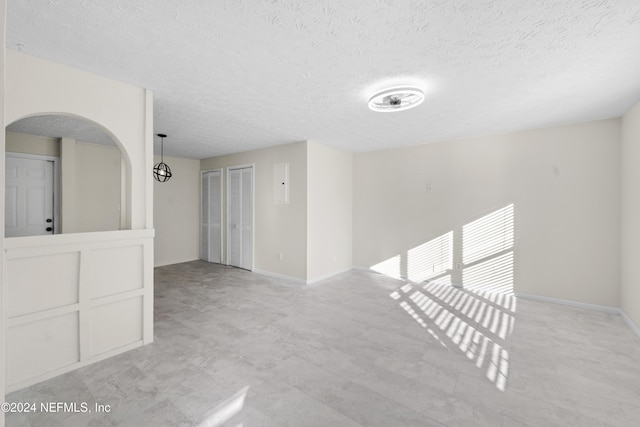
[
  {"xmin": 200, "ymin": 170, "xmax": 222, "ymax": 263},
  {"xmin": 227, "ymin": 166, "xmax": 253, "ymax": 270}
]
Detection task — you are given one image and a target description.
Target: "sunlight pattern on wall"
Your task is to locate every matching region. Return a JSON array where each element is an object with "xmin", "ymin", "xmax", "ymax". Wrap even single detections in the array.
[
  {"xmin": 371, "ymin": 203, "xmax": 515, "ymax": 294},
  {"xmin": 463, "ymin": 204, "xmax": 514, "ymax": 264},
  {"xmin": 463, "ymin": 251, "xmax": 514, "ymax": 295},
  {"xmin": 461, "ymin": 203, "xmax": 515, "ymax": 295},
  {"xmin": 370, "ymin": 254, "xmax": 402, "ymax": 279},
  {"xmin": 407, "ymin": 231, "xmax": 453, "ymax": 283}
]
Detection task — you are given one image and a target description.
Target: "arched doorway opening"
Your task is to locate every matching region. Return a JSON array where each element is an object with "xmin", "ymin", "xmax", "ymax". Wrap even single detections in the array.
[{"xmin": 5, "ymin": 113, "xmax": 132, "ymax": 236}]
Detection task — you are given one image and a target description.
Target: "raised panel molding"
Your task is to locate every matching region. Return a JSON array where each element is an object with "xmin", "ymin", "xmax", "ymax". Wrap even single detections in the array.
[
  {"xmin": 4, "ymin": 229, "xmax": 154, "ymax": 392},
  {"xmin": 7, "ymin": 252, "xmax": 80, "ymax": 318},
  {"xmin": 7, "ymin": 312, "xmax": 79, "ymax": 386}
]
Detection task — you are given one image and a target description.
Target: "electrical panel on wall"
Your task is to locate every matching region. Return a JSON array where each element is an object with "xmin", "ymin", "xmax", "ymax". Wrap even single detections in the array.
[{"xmin": 273, "ymin": 162, "xmax": 289, "ymax": 204}]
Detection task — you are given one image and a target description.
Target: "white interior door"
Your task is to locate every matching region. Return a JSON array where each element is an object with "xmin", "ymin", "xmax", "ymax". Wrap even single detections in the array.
[
  {"xmin": 227, "ymin": 165, "xmax": 253, "ymax": 270},
  {"xmin": 201, "ymin": 169, "xmax": 222, "ymax": 263},
  {"xmin": 5, "ymin": 155, "xmax": 56, "ymax": 237}
]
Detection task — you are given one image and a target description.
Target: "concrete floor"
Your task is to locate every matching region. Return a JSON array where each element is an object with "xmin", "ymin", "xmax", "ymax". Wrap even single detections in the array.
[{"xmin": 6, "ymin": 260, "xmax": 640, "ymax": 426}]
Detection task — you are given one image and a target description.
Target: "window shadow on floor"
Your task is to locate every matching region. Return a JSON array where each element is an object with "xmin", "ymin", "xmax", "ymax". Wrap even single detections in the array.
[{"xmin": 373, "ymin": 204, "xmax": 517, "ymax": 390}]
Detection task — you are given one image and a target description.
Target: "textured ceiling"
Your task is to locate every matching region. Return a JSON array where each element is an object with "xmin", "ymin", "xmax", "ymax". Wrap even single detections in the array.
[
  {"xmin": 7, "ymin": 115, "xmax": 117, "ymax": 147},
  {"xmin": 6, "ymin": 0, "xmax": 640, "ymax": 159}
]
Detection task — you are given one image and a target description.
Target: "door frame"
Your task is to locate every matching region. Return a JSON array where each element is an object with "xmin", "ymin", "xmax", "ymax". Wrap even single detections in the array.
[
  {"xmin": 226, "ymin": 163, "xmax": 255, "ymax": 271},
  {"xmin": 200, "ymin": 168, "xmax": 223, "ymax": 263},
  {"xmin": 6, "ymin": 152, "xmax": 61, "ymax": 236}
]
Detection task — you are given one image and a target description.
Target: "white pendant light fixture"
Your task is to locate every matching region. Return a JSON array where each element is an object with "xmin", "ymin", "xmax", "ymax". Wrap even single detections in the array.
[
  {"xmin": 153, "ymin": 133, "xmax": 172, "ymax": 182},
  {"xmin": 368, "ymin": 86, "xmax": 425, "ymax": 112}
]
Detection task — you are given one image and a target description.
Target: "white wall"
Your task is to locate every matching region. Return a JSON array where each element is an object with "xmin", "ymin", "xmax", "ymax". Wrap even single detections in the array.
[
  {"xmin": 74, "ymin": 142, "xmax": 121, "ymax": 232},
  {"xmin": 4, "ymin": 50, "xmax": 154, "ymax": 394},
  {"xmin": 200, "ymin": 141, "xmax": 352, "ymax": 283},
  {"xmin": 6, "ymin": 131, "xmax": 59, "ymax": 157},
  {"xmin": 5, "ymin": 50, "xmax": 154, "ymax": 230},
  {"xmin": 1, "ymin": 0, "xmax": 7, "ymax": 421},
  {"xmin": 307, "ymin": 141, "xmax": 353, "ymax": 282},
  {"xmin": 354, "ymin": 119, "xmax": 621, "ymax": 306},
  {"xmin": 621, "ymin": 101, "xmax": 640, "ymax": 329},
  {"xmin": 201, "ymin": 142, "xmax": 308, "ymax": 281},
  {"xmin": 154, "ymin": 155, "xmax": 201, "ymax": 267}
]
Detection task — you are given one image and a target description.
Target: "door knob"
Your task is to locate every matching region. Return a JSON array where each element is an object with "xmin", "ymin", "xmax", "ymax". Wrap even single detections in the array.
[
  {"xmin": 46, "ymin": 227, "xmax": 53, "ymax": 232},
  {"xmin": 46, "ymin": 218, "xmax": 52, "ymax": 223}
]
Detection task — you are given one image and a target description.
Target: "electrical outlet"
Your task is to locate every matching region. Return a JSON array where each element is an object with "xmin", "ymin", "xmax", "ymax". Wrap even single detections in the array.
[{"xmin": 277, "ymin": 252, "xmax": 283, "ymax": 261}]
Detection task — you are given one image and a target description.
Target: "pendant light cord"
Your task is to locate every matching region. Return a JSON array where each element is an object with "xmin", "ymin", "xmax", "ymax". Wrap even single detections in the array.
[{"xmin": 157, "ymin": 133, "xmax": 167, "ymax": 162}]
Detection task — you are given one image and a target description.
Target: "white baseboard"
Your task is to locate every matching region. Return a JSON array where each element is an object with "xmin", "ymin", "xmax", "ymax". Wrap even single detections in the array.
[
  {"xmin": 516, "ymin": 292, "xmax": 640, "ymax": 340},
  {"xmin": 515, "ymin": 292, "xmax": 620, "ymax": 314},
  {"xmin": 352, "ymin": 266, "xmax": 404, "ymax": 280},
  {"xmin": 7, "ymin": 340, "xmax": 144, "ymax": 393},
  {"xmin": 620, "ymin": 310, "xmax": 640, "ymax": 339},
  {"xmin": 352, "ymin": 267, "xmax": 464, "ymax": 287},
  {"xmin": 254, "ymin": 267, "xmax": 354, "ymax": 285},
  {"xmin": 154, "ymin": 258, "xmax": 204, "ymax": 268},
  {"xmin": 252, "ymin": 268, "xmax": 306, "ymax": 284},
  {"xmin": 306, "ymin": 268, "xmax": 353, "ymax": 285}
]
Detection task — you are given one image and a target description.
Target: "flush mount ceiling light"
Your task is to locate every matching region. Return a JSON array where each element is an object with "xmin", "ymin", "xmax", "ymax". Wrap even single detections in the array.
[
  {"xmin": 368, "ymin": 86, "xmax": 425, "ymax": 112},
  {"xmin": 153, "ymin": 133, "xmax": 172, "ymax": 182}
]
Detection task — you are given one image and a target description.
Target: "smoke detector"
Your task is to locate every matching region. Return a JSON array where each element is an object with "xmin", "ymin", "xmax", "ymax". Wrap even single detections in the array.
[{"xmin": 368, "ymin": 86, "xmax": 425, "ymax": 112}]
